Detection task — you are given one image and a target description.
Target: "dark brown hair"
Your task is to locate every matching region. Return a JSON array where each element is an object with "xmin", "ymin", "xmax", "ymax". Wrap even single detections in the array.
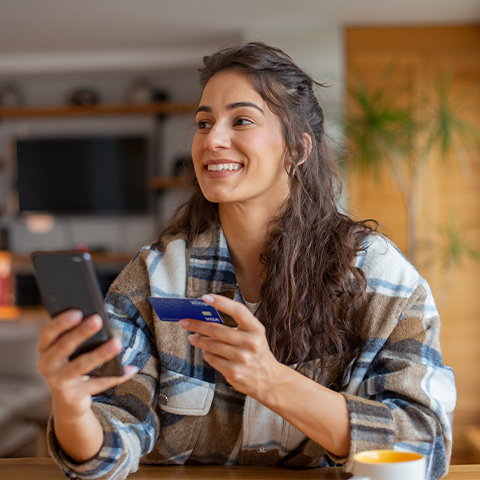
[{"xmin": 159, "ymin": 42, "xmax": 375, "ymax": 379}]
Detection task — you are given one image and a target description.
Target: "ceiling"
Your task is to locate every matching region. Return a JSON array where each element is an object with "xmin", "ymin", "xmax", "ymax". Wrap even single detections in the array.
[{"xmin": 0, "ymin": 0, "xmax": 479, "ymax": 74}]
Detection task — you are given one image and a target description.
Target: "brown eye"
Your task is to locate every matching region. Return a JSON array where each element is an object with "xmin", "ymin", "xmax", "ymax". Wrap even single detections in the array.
[
  {"xmin": 196, "ymin": 121, "xmax": 212, "ymax": 130},
  {"xmin": 235, "ymin": 117, "xmax": 253, "ymax": 126}
]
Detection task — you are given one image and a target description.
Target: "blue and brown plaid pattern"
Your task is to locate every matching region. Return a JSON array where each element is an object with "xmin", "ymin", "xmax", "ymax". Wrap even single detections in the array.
[{"xmin": 47, "ymin": 226, "xmax": 455, "ymax": 480}]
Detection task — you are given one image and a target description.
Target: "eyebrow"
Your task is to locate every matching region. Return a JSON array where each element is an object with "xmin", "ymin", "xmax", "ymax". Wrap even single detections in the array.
[{"xmin": 195, "ymin": 101, "xmax": 264, "ymax": 116}]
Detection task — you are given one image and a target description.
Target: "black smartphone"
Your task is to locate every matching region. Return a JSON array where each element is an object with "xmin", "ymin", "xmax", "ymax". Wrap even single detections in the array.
[{"xmin": 31, "ymin": 251, "xmax": 124, "ymax": 377}]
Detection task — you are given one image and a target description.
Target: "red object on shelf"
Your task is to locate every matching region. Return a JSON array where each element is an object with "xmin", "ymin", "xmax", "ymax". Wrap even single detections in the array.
[
  {"xmin": 76, "ymin": 244, "xmax": 89, "ymax": 253},
  {"xmin": 0, "ymin": 251, "xmax": 12, "ymax": 306},
  {"xmin": 0, "ymin": 251, "xmax": 20, "ymax": 318}
]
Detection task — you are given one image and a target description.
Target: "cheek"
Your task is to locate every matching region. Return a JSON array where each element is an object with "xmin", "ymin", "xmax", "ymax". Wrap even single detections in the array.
[{"xmin": 250, "ymin": 132, "xmax": 285, "ymax": 169}]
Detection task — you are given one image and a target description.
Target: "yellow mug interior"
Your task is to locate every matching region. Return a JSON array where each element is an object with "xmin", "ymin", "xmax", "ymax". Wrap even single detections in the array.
[{"xmin": 354, "ymin": 450, "xmax": 424, "ymax": 464}]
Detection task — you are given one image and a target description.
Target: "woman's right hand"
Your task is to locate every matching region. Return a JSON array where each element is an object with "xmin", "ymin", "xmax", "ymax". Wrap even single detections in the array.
[{"xmin": 37, "ymin": 309, "xmax": 138, "ymax": 421}]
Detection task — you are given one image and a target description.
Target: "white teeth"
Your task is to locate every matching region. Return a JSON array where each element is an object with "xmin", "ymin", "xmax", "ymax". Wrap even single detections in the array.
[{"xmin": 207, "ymin": 163, "xmax": 240, "ymax": 171}]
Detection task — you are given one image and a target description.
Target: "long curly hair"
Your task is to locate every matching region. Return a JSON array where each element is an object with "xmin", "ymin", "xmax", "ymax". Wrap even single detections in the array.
[{"xmin": 159, "ymin": 42, "xmax": 376, "ymax": 380}]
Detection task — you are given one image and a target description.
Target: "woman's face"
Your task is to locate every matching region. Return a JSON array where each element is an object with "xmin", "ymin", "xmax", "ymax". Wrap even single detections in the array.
[{"xmin": 192, "ymin": 70, "xmax": 289, "ymax": 209}]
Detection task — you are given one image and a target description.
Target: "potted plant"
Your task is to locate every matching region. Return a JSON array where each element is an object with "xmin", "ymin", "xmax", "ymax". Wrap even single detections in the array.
[{"xmin": 345, "ymin": 67, "xmax": 480, "ymax": 306}]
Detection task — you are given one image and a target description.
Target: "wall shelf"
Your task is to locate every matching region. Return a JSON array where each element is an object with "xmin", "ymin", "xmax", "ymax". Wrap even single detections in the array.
[
  {"xmin": 149, "ymin": 176, "xmax": 190, "ymax": 190},
  {"xmin": 0, "ymin": 101, "xmax": 196, "ymax": 119}
]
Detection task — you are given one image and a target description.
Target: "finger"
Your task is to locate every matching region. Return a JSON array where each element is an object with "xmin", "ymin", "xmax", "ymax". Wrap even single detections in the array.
[
  {"xmin": 61, "ymin": 337, "xmax": 123, "ymax": 379},
  {"xmin": 179, "ymin": 317, "xmax": 235, "ymax": 341},
  {"xmin": 188, "ymin": 333, "xmax": 243, "ymax": 361},
  {"xmin": 202, "ymin": 294, "xmax": 261, "ymax": 332},
  {"xmin": 40, "ymin": 315, "xmax": 104, "ymax": 370},
  {"xmin": 202, "ymin": 350, "xmax": 239, "ymax": 382},
  {"xmin": 38, "ymin": 310, "xmax": 83, "ymax": 353},
  {"xmin": 81, "ymin": 365, "xmax": 139, "ymax": 396}
]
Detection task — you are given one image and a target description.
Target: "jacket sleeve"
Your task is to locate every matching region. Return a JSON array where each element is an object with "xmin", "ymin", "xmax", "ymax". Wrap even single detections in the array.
[
  {"xmin": 47, "ymin": 292, "xmax": 160, "ymax": 480},
  {"xmin": 333, "ymin": 281, "xmax": 456, "ymax": 480}
]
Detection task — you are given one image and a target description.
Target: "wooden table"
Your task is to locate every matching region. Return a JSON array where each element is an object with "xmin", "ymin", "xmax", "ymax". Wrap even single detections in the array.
[{"xmin": 0, "ymin": 458, "xmax": 479, "ymax": 480}]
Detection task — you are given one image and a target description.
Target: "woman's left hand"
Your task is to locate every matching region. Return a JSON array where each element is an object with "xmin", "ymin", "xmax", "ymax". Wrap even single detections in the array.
[
  {"xmin": 180, "ymin": 294, "xmax": 352, "ymax": 458},
  {"xmin": 179, "ymin": 294, "xmax": 280, "ymax": 402}
]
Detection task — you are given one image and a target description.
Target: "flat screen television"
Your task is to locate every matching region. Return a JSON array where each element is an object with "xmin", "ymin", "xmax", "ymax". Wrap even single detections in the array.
[{"xmin": 14, "ymin": 135, "xmax": 150, "ymax": 215}]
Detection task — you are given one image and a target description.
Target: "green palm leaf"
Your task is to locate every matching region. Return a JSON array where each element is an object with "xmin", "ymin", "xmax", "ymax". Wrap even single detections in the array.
[{"xmin": 346, "ymin": 77, "xmax": 414, "ymax": 175}]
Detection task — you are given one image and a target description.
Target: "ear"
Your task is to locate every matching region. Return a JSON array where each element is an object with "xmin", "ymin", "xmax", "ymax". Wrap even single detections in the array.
[
  {"xmin": 286, "ymin": 133, "xmax": 313, "ymax": 172},
  {"xmin": 298, "ymin": 133, "xmax": 313, "ymax": 166}
]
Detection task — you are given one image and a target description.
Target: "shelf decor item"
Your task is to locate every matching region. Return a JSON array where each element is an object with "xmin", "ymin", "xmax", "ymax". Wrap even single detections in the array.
[
  {"xmin": 0, "ymin": 84, "xmax": 22, "ymax": 107},
  {"xmin": 68, "ymin": 88, "xmax": 100, "ymax": 106},
  {"xmin": 126, "ymin": 80, "xmax": 154, "ymax": 105}
]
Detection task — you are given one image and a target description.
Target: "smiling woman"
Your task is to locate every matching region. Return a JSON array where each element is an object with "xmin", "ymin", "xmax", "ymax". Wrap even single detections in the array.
[{"xmin": 36, "ymin": 43, "xmax": 456, "ymax": 480}]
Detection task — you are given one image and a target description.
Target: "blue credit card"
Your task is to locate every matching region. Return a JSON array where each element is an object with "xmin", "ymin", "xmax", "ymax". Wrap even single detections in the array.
[{"xmin": 148, "ymin": 296, "xmax": 224, "ymax": 324}]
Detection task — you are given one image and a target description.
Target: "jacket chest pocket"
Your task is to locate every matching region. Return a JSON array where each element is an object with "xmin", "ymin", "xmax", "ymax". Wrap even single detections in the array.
[
  {"xmin": 158, "ymin": 368, "xmax": 215, "ymax": 415},
  {"xmin": 152, "ymin": 368, "xmax": 215, "ymax": 464}
]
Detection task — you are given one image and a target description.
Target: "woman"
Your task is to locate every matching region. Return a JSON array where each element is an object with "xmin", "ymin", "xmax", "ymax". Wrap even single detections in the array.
[{"xmin": 37, "ymin": 43, "xmax": 456, "ymax": 480}]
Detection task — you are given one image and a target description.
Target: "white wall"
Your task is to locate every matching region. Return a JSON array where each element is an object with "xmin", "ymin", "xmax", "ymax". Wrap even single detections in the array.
[{"xmin": 243, "ymin": 26, "xmax": 345, "ymax": 133}]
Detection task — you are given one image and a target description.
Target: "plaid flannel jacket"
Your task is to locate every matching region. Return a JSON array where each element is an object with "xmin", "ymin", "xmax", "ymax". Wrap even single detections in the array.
[{"xmin": 47, "ymin": 225, "xmax": 456, "ymax": 480}]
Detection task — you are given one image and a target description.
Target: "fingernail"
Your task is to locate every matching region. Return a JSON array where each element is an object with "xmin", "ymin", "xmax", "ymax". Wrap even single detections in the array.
[
  {"xmin": 107, "ymin": 338, "xmax": 120, "ymax": 351},
  {"xmin": 202, "ymin": 294, "xmax": 215, "ymax": 303},
  {"xmin": 127, "ymin": 366, "xmax": 139, "ymax": 375},
  {"xmin": 68, "ymin": 310, "xmax": 83, "ymax": 322},
  {"xmin": 179, "ymin": 319, "xmax": 189, "ymax": 327},
  {"xmin": 188, "ymin": 334, "xmax": 196, "ymax": 344},
  {"xmin": 87, "ymin": 316, "xmax": 100, "ymax": 328}
]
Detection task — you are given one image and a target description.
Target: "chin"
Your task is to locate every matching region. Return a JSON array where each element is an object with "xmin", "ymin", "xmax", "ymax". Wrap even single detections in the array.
[
  {"xmin": 199, "ymin": 186, "xmax": 235, "ymax": 205},
  {"xmin": 203, "ymin": 194, "xmax": 233, "ymax": 205}
]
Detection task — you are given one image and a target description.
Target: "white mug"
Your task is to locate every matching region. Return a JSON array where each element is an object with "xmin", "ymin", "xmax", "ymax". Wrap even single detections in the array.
[{"xmin": 350, "ymin": 449, "xmax": 426, "ymax": 480}]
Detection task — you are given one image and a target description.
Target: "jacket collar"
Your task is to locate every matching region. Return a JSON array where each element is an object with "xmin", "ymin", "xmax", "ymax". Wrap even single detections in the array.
[{"xmin": 187, "ymin": 222, "xmax": 238, "ymax": 294}]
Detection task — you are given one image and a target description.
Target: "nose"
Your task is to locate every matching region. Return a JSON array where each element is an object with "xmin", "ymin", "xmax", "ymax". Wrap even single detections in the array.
[{"xmin": 203, "ymin": 122, "xmax": 231, "ymax": 151}]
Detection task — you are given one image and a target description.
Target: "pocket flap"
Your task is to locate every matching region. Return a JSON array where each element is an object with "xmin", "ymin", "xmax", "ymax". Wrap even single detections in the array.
[{"xmin": 159, "ymin": 369, "xmax": 215, "ymax": 416}]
